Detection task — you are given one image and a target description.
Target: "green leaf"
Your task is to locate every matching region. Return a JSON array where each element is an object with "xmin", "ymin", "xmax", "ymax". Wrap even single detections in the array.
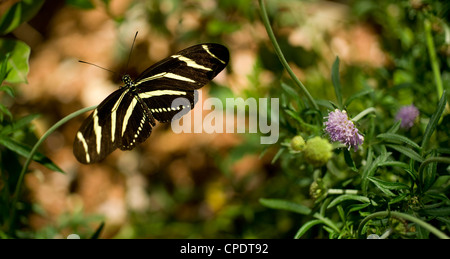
[
  {"xmin": 0, "ymin": 114, "xmax": 40, "ymax": 136},
  {"xmin": 368, "ymin": 176, "xmax": 409, "ymax": 197},
  {"xmin": 388, "ymin": 193, "xmax": 409, "ymax": 205},
  {"xmin": 284, "ymin": 108, "xmax": 303, "ymax": 124},
  {"xmin": 0, "ymin": 103, "xmax": 13, "ymax": 121},
  {"xmin": 368, "ymin": 177, "xmax": 410, "ymax": 190},
  {"xmin": 377, "ymin": 133, "xmax": 421, "ymax": 150},
  {"xmin": 361, "ymin": 150, "xmax": 390, "ymax": 194},
  {"xmin": 100, "ymin": 0, "xmax": 111, "ymax": 6},
  {"xmin": 207, "ymin": 20, "xmax": 240, "ymax": 36},
  {"xmin": 259, "ymin": 198, "xmax": 312, "ymax": 215},
  {"xmin": 422, "ymin": 91, "xmax": 446, "ymax": 151},
  {"xmin": 271, "ymin": 147, "xmax": 284, "ymax": 164},
  {"xmin": 281, "ymin": 82, "xmax": 299, "ymax": 98},
  {"xmin": 420, "ymin": 207, "xmax": 450, "ymax": 217},
  {"xmin": 0, "ymin": 0, "xmax": 45, "ymax": 35},
  {"xmin": 343, "ymin": 149, "xmax": 357, "ymax": 171},
  {"xmin": 348, "ymin": 203, "xmax": 371, "ymax": 213},
  {"xmin": 0, "ymin": 39, "xmax": 31, "ymax": 84},
  {"xmin": 0, "ymin": 137, "xmax": 64, "ymax": 173},
  {"xmin": 386, "ymin": 144, "xmax": 424, "ymax": 162},
  {"xmin": 331, "ymin": 56, "xmax": 343, "ymax": 109},
  {"xmin": 65, "ymin": 0, "xmax": 95, "ymax": 9},
  {"xmin": 0, "ymin": 53, "xmax": 11, "ymax": 84},
  {"xmin": 0, "ymin": 86, "xmax": 15, "ymax": 97},
  {"xmin": 327, "ymin": 194, "xmax": 372, "ymax": 208},
  {"xmin": 344, "ymin": 88, "xmax": 374, "ymax": 107},
  {"xmin": 387, "ymin": 120, "xmax": 402, "ymax": 133},
  {"xmin": 294, "ymin": 219, "xmax": 323, "ymax": 239},
  {"xmin": 420, "ymin": 159, "xmax": 437, "ymax": 192},
  {"xmin": 378, "ymin": 161, "xmax": 410, "ymax": 169},
  {"xmin": 90, "ymin": 222, "xmax": 105, "ymax": 239}
]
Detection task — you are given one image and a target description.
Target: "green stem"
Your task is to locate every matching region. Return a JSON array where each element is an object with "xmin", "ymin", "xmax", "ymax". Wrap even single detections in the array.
[
  {"xmin": 424, "ymin": 19, "xmax": 443, "ymax": 98},
  {"xmin": 351, "ymin": 107, "xmax": 376, "ymax": 122},
  {"xmin": 258, "ymin": 0, "xmax": 318, "ymax": 110},
  {"xmin": 357, "ymin": 211, "xmax": 450, "ymax": 239},
  {"xmin": 8, "ymin": 105, "xmax": 97, "ymax": 232}
]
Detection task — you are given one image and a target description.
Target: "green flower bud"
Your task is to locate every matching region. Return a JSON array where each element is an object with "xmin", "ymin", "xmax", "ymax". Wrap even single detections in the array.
[
  {"xmin": 290, "ymin": 135, "xmax": 306, "ymax": 151},
  {"xmin": 309, "ymin": 178, "xmax": 326, "ymax": 200},
  {"xmin": 303, "ymin": 136, "xmax": 332, "ymax": 167}
]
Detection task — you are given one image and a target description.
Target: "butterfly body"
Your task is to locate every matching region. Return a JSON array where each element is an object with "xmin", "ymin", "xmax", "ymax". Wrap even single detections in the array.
[{"xmin": 74, "ymin": 43, "xmax": 229, "ymax": 164}]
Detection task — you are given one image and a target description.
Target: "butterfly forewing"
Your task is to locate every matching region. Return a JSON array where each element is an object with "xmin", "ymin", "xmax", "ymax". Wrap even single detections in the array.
[
  {"xmin": 74, "ymin": 43, "xmax": 229, "ymax": 164},
  {"xmin": 135, "ymin": 44, "xmax": 229, "ymax": 90},
  {"xmin": 74, "ymin": 89, "xmax": 124, "ymax": 164},
  {"xmin": 136, "ymin": 44, "xmax": 229, "ymax": 123}
]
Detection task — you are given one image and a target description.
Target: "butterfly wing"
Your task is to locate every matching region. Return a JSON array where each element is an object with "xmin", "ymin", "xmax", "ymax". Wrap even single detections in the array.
[
  {"xmin": 73, "ymin": 88, "xmax": 153, "ymax": 164},
  {"xmin": 74, "ymin": 43, "xmax": 229, "ymax": 164},
  {"xmin": 135, "ymin": 43, "xmax": 229, "ymax": 122}
]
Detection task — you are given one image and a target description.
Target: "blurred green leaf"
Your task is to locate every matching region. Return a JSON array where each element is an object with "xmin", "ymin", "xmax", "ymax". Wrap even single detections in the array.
[
  {"xmin": 422, "ymin": 91, "xmax": 447, "ymax": 152},
  {"xmin": 0, "ymin": 103, "xmax": 13, "ymax": 121},
  {"xmin": 420, "ymin": 207, "xmax": 450, "ymax": 217},
  {"xmin": 343, "ymin": 149, "xmax": 357, "ymax": 171},
  {"xmin": 0, "ymin": 39, "xmax": 30, "ymax": 84},
  {"xmin": 65, "ymin": 0, "xmax": 95, "ymax": 9},
  {"xmin": 281, "ymin": 82, "xmax": 299, "ymax": 99},
  {"xmin": 259, "ymin": 198, "xmax": 311, "ymax": 215},
  {"xmin": 0, "ymin": 53, "xmax": 11, "ymax": 84},
  {"xmin": 207, "ymin": 20, "xmax": 240, "ymax": 36},
  {"xmin": 377, "ymin": 133, "xmax": 421, "ymax": 150},
  {"xmin": 0, "ymin": 137, "xmax": 64, "ymax": 173},
  {"xmin": 344, "ymin": 88, "xmax": 374, "ymax": 107},
  {"xmin": 0, "ymin": 114, "xmax": 40, "ymax": 136},
  {"xmin": 90, "ymin": 222, "xmax": 105, "ymax": 239},
  {"xmin": 0, "ymin": 86, "xmax": 15, "ymax": 97},
  {"xmin": 386, "ymin": 144, "xmax": 424, "ymax": 162},
  {"xmin": 0, "ymin": 0, "xmax": 45, "ymax": 35},
  {"xmin": 387, "ymin": 120, "xmax": 402, "ymax": 134}
]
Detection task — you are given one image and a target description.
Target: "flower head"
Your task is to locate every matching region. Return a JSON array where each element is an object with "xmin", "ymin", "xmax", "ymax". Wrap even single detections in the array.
[
  {"xmin": 303, "ymin": 136, "xmax": 333, "ymax": 167},
  {"xmin": 395, "ymin": 105, "xmax": 419, "ymax": 129},
  {"xmin": 324, "ymin": 109, "xmax": 364, "ymax": 151}
]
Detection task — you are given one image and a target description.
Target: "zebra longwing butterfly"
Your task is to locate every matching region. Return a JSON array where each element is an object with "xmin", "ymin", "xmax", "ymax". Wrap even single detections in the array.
[{"xmin": 73, "ymin": 43, "xmax": 229, "ymax": 164}]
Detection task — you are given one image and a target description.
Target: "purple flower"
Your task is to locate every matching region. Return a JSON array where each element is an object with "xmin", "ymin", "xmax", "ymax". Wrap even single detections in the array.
[
  {"xmin": 395, "ymin": 105, "xmax": 419, "ymax": 129},
  {"xmin": 324, "ymin": 109, "xmax": 364, "ymax": 151}
]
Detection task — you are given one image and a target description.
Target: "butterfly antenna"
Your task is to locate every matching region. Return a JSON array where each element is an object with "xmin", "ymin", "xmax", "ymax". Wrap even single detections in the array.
[
  {"xmin": 78, "ymin": 60, "xmax": 117, "ymax": 75},
  {"xmin": 126, "ymin": 31, "xmax": 139, "ymax": 71}
]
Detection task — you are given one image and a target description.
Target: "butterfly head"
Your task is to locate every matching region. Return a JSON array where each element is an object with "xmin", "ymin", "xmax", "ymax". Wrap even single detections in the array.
[{"xmin": 122, "ymin": 74, "xmax": 133, "ymax": 88}]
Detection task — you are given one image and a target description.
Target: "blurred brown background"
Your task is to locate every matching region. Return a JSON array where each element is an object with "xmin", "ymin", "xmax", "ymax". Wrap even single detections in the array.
[{"xmin": 2, "ymin": 0, "xmax": 385, "ymax": 238}]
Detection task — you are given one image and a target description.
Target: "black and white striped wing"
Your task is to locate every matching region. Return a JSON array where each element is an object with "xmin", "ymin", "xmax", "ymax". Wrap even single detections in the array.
[
  {"xmin": 73, "ymin": 43, "xmax": 229, "ymax": 164},
  {"xmin": 73, "ymin": 89, "xmax": 154, "ymax": 164},
  {"xmin": 135, "ymin": 43, "xmax": 229, "ymax": 122}
]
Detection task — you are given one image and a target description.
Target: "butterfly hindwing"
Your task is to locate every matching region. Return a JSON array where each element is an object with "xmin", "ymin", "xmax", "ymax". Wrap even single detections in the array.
[
  {"xmin": 74, "ymin": 43, "xmax": 229, "ymax": 164},
  {"xmin": 115, "ymin": 93, "xmax": 154, "ymax": 151},
  {"xmin": 136, "ymin": 85, "xmax": 195, "ymax": 122}
]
